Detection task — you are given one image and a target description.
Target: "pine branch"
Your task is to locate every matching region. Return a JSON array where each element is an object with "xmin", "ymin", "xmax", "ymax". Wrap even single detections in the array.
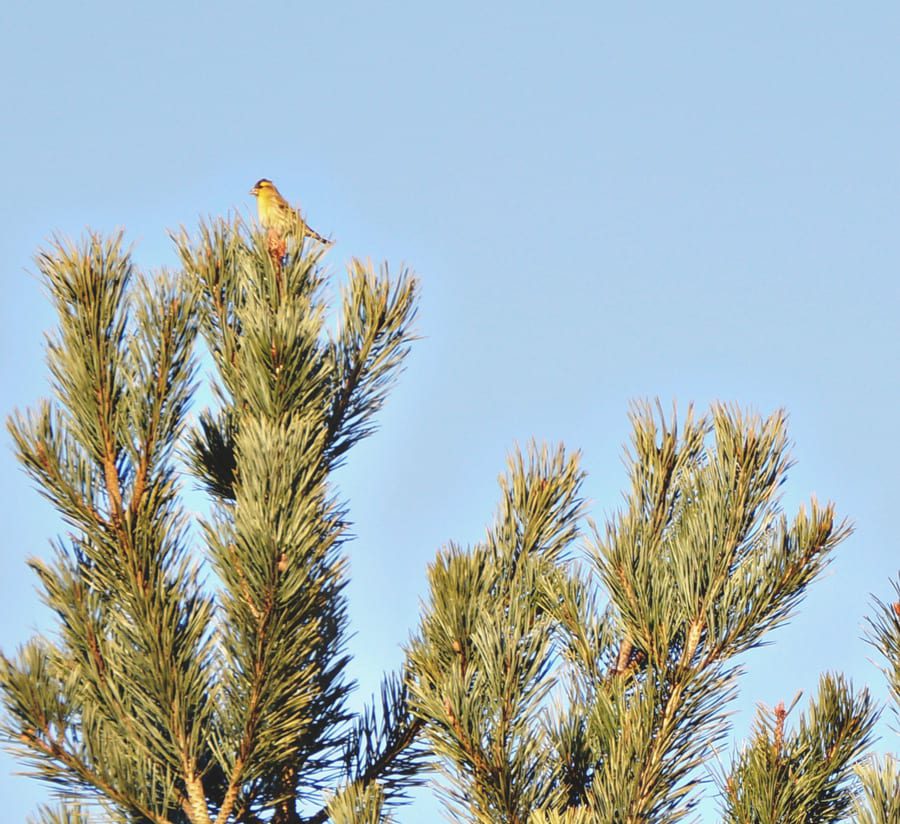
[
  {"xmin": 27, "ymin": 802, "xmax": 91, "ymax": 824},
  {"xmin": 18, "ymin": 726, "xmax": 178, "ymax": 824},
  {"xmin": 865, "ymin": 579, "xmax": 900, "ymax": 717},
  {"xmin": 579, "ymin": 404, "xmax": 847, "ymax": 821},
  {"xmin": 178, "ymin": 223, "xmax": 420, "ymax": 822},
  {"xmin": 324, "ymin": 260, "xmax": 418, "ymax": 468},
  {"xmin": 200, "ymin": 240, "xmax": 348, "ymax": 822},
  {"xmin": 335, "ymin": 671, "xmax": 429, "ymax": 802},
  {"xmin": 408, "ymin": 443, "xmax": 585, "ymax": 823},
  {"xmin": 721, "ymin": 674, "xmax": 877, "ymax": 823},
  {"xmin": 605, "ymin": 402, "xmax": 708, "ymax": 678},
  {"xmin": 852, "ymin": 755, "xmax": 900, "ymax": 824},
  {"xmin": 305, "ymin": 691, "xmax": 426, "ymax": 824},
  {"xmin": 3, "ymin": 235, "xmax": 215, "ymax": 824},
  {"xmin": 323, "ymin": 780, "xmax": 391, "ymax": 824}
]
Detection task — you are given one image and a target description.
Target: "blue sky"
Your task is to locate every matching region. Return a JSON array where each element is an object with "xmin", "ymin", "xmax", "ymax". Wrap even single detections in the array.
[{"xmin": 1, "ymin": 2, "xmax": 898, "ymax": 820}]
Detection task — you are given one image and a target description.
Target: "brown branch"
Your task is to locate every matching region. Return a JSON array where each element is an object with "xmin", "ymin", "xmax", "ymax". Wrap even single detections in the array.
[
  {"xmin": 445, "ymin": 699, "xmax": 493, "ymax": 781},
  {"xmin": 214, "ymin": 597, "xmax": 275, "ymax": 824},
  {"xmin": 99, "ymin": 403, "xmax": 124, "ymax": 524},
  {"xmin": 175, "ymin": 715, "xmax": 213, "ymax": 824},
  {"xmin": 94, "ymin": 380, "xmax": 153, "ymax": 596},
  {"xmin": 613, "ymin": 639, "xmax": 635, "ymax": 677},
  {"xmin": 272, "ymin": 765, "xmax": 301, "ymax": 824},
  {"xmin": 678, "ymin": 619, "xmax": 704, "ymax": 672},
  {"xmin": 21, "ymin": 729, "xmax": 176, "ymax": 824},
  {"xmin": 631, "ymin": 679, "xmax": 687, "ymax": 817},
  {"xmin": 612, "ymin": 436, "xmax": 677, "ymax": 678},
  {"xmin": 34, "ymin": 439, "xmax": 108, "ymax": 535},
  {"xmin": 85, "ymin": 623, "xmax": 106, "ymax": 679},
  {"xmin": 228, "ymin": 542, "xmax": 262, "ymax": 621},
  {"xmin": 324, "ymin": 284, "xmax": 395, "ymax": 464},
  {"xmin": 444, "ymin": 697, "xmax": 522, "ymax": 824},
  {"xmin": 325, "ymin": 342, "xmax": 369, "ymax": 457},
  {"xmin": 216, "ymin": 758, "xmax": 246, "ymax": 824},
  {"xmin": 183, "ymin": 769, "xmax": 212, "ymax": 824},
  {"xmin": 130, "ymin": 298, "xmax": 175, "ymax": 517}
]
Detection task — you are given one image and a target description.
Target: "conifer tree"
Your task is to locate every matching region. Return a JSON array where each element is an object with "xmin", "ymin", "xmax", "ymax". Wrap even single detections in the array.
[
  {"xmin": 3, "ymin": 215, "xmax": 896, "ymax": 823},
  {"xmin": 1, "ymin": 223, "xmax": 425, "ymax": 823},
  {"xmin": 406, "ymin": 406, "xmax": 879, "ymax": 822}
]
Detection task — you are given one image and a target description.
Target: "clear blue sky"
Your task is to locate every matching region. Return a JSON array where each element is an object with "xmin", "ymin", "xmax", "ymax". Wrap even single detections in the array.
[{"xmin": 1, "ymin": 2, "xmax": 898, "ymax": 820}]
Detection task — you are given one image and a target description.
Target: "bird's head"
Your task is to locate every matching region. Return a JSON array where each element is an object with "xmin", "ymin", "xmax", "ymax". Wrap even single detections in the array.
[{"xmin": 250, "ymin": 178, "xmax": 275, "ymax": 197}]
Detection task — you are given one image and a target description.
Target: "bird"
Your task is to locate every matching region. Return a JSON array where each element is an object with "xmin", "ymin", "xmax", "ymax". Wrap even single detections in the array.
[{"xmin": 249, "ymin": 178, "xmax": 331, "ymax": 244}]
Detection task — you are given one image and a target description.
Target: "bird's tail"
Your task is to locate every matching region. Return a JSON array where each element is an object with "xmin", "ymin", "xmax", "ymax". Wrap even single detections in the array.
[{"xmin": 300, "ymin": 220, "xmax": 333, "ymax": 245}]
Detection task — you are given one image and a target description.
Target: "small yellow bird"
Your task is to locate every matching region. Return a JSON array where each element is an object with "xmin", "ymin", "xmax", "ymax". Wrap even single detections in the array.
[{"xmin": 249, "ymin": 178, "xmax": 331, "ymax": 244}]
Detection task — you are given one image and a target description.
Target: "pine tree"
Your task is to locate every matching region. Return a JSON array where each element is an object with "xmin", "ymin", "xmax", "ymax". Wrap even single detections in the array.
[
  {"xmin": 2, "ymin": 216, "xmax": 896, "ymax": 823},
  {"xmin": 1, "ymin": 223, "xmax": 425, "ymax": 823},
  {"xmin": 406, "ymin": 406, "xmax": 880, "ymax": 822}
]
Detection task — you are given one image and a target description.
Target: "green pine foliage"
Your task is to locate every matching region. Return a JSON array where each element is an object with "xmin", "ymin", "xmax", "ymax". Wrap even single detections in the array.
[
  {"xmin": 865, "ymin": 580, "xmax": 900, "ymax": 722},
  {"xmin": 407, "ymin": 405, "xmax": 866, "ymax": 823},
  {"xmin": 407, "ymin": 444, "xmax": 586, "ymax": 821},
  {"xmin": 851, "ymin": 755, "xmax": 900, "ymax": 824},
  {"xmin": 325, "ymin": 781, "xmax": 391, "ymax": 824},
  {"xmin": 28, "ymin": 803, "xmax": 91, "ymax": 824},
  {"xmin": 721, "ymin": 675, "xmax": 876, "ymax": 823},
  {"xmin": 1, "ymin": 223, "xmax": 424, "ymax": 823},
  {"xmin": 2, "ymin": 216, "xmax": 898, "ymax": 823}
]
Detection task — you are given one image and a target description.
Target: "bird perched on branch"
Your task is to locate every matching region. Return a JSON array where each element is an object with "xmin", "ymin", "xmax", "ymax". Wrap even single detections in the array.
[{"xmin": 249, "ymin": 178, "xmax": 332, "ymax": 244}]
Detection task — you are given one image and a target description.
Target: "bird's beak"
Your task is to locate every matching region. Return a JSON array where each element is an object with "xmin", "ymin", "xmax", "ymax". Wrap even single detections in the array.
[{"xmin": 249, "ymin": 186, "xmax": 259, "ymax": 196}]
